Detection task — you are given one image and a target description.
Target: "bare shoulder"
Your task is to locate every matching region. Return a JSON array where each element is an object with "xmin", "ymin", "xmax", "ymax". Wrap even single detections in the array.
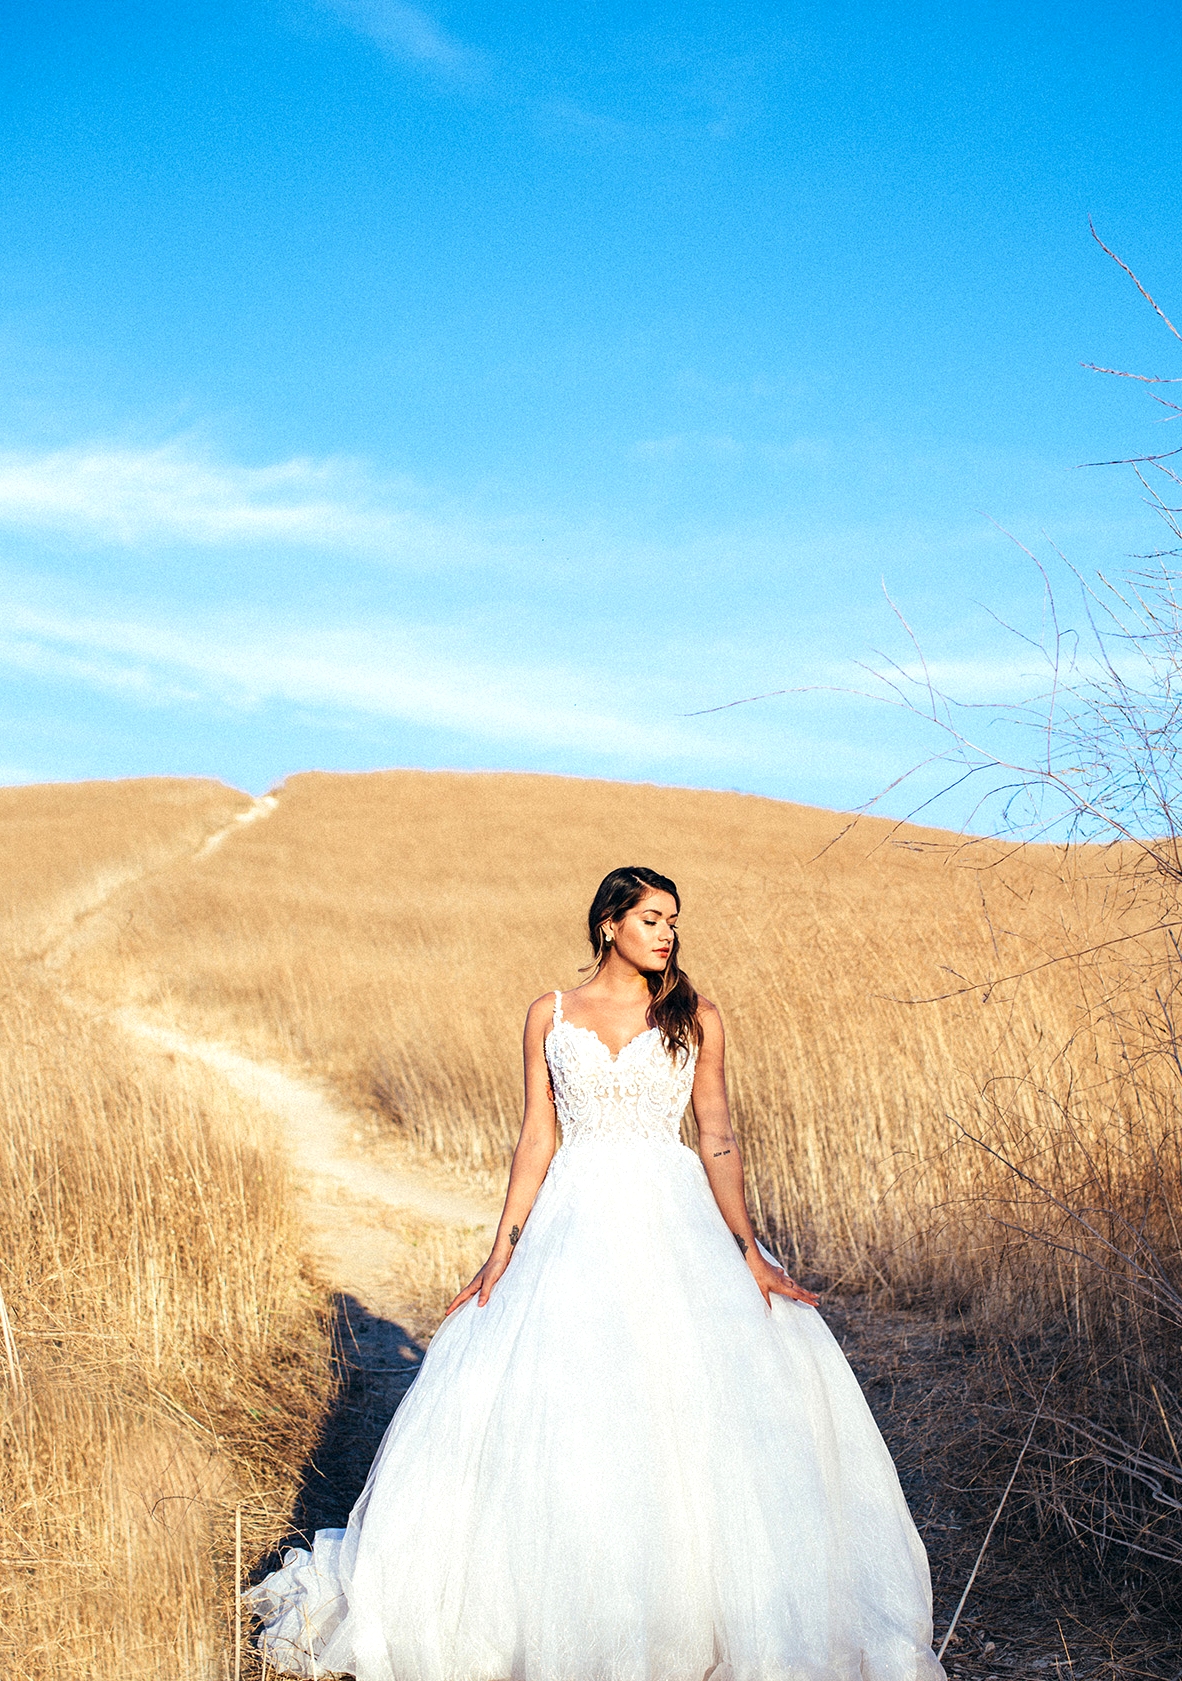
[{"xmin": 524, "ymin": 992, "xmax": 559, "ymax": 1037}]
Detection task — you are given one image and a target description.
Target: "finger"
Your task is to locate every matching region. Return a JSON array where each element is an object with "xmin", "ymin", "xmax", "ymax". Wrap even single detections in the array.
[
  {"xmin": 769, "ymin": 1277, "xmax": 820, "ymax": 1306},
  {"xmin": 446, "ymin": 1279, "xmax": 481, "ymax": 1315},
  {"xmin": 782, "ymin": 1282, "xmax": 820, "ymax": 1304}
]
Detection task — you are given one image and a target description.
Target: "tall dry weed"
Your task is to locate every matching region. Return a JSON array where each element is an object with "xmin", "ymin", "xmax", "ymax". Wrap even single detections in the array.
[
  {"xmin": 66, "ymin": 771, "xmax": 1161, "ymax": 1310},
  {"xmin": 0, "ymin": 788, "xmax": 331, "ymax": 1681},
  {"xmin": 45, "ymin": 768, "xmax": 1182, "ymax": 1622},
  {"xmin": 0, "ymin": 776, "xmax": 249, "ymax": 960}
]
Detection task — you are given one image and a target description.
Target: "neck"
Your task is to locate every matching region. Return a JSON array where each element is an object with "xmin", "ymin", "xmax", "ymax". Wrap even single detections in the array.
[{"xmin": 597, "ymin": 950, "xmax": 655, "ymax": 997}]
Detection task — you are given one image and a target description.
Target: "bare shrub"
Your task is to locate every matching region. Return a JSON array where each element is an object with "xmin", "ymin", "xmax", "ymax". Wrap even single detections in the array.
[{"xmin": 842, "ymin": 232, "xmax": 1182, "ymax": 1629}]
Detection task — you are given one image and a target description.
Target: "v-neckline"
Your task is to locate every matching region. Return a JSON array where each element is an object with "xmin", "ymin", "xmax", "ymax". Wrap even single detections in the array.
[{"xmin": 561, "ymin": 1019, "xmax": 657, "ymax": 1065}]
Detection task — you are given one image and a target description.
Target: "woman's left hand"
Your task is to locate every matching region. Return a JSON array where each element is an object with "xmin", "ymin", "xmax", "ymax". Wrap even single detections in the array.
[{"xmin": 748, "ymin": 1253, "xmax": 820, "ymax": 1309}]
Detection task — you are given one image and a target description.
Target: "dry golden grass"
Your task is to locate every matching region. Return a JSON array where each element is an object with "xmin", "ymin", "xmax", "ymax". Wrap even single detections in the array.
[
  {"xmin": 12, "ymin": 767, "xmax": 1181, "ymax": 1651},
  {"xmin": 63, "ymin": 768, "xmax": 1169, "ymax": 1322},
  {"xmin": 0, "ymin": 972, "xmax": 332, "ymax": 1675},
  {"xmin": 0, "ymin": 776, "xmax": 249, "ymax": 959},
  {"xmin": 333, "ymin": 1200, "xmax": 492, "ymax": 1344},
  {"xmin": 0, "ymin": 782, "xmax": 332, "ymax": 1679}
]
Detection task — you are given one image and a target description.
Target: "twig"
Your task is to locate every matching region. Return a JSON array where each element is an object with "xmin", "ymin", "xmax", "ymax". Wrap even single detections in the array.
[
  {"xmin": 936, "ymin": 1384, "xmax": 1050, "ymax": 1662},
  {"xmin": 0, "ymin": 1284, "xmax": 24, "ymax": 1390},
  {"xmin": 235, "ymin": 1504, "xmax": 243, "ymax": 1681},
  {"xmin": 1057, "ymin": 1619, "xmax": 1076, "ymax": 1679},
  {"xmin": 1082, "ymin": 365, "xmax": 1182, "ymax": 384},
  {"xmin": 1089, "ymin": 218, "xmax": 1182, "ymax": 341},
  {"xmin": 885, "ymin": 917, "xmax": 1182, "ymax": 1005},
  {"xmin": 683, "ymin": 682, "xmax": 806, "ymax": 716}
]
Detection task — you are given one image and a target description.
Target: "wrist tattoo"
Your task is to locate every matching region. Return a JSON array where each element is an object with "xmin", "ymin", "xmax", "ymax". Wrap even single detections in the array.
[
  {"xmin": 712, "ymin": 1148, "xmax": 731, "ymax": 1157},
  {"xmin": 733, "ymin": 1232, "xmax": 749, "ymax": 1257},
  {"xmin": 509, "ymin": 1225, "xmax": 520, "ymax": 1247}
]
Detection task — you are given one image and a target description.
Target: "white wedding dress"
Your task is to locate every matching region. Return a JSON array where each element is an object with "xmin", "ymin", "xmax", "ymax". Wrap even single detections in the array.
[{"xmin": 246, "ymin": 992, "xmax": 945, "ymax": 1681}]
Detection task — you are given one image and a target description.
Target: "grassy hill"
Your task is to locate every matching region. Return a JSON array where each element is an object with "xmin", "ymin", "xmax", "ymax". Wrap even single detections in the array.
[
  {"xmin": 0, "ymin": 775, "xmax": 248, "ymax": 957},
  {"xmin": 4, "ymin": 769, "xmax": 1178, "ymax": 1672},
  {"xmin": 65, "ymin": 768, "xmax": 1152, "ymax": 1312},
  {"xmin": 0, "ymin": 778, "xmax": 325, "ymax": 1678}
]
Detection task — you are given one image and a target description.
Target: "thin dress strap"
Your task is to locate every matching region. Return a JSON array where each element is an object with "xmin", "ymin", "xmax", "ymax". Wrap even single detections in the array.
[{"xmin": 552, "ymin": 989, "xmax": 563, "ymax": 1025}]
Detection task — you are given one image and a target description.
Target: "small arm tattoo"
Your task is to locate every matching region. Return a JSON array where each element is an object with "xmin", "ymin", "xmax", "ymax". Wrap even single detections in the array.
[
  {"xmin": 733, "ymin": 1232, "xmax": 749, "ymax": 1257},
  {"xmin": 509, "ymin": 1225, "xmax": 520, "ymax": 1247},
  {"xmin": 712, "ymin": 1148, "xmax": 731, "ymax": 1157}
]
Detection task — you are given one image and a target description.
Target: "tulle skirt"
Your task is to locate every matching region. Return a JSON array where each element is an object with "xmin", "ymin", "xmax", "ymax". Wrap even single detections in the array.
[{"xmin": 246, "ymin": 1138, "xmax": 944, "ymax": 1681}]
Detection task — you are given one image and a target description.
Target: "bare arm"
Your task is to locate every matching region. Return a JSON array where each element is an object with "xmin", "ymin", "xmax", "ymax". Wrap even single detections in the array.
[
  {"xmin": 445, "ymin": 995, "xmax": 558, "ymax": 1314},
  {"xmin": 691, "ymin": 1002, "xmax": 819, "ymax": 1309}
]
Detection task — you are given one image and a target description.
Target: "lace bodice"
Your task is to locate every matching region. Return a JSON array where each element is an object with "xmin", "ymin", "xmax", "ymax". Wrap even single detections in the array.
[{"xmin": 545, "ymin": 991, "xmax": 697, "ymax": 1148}]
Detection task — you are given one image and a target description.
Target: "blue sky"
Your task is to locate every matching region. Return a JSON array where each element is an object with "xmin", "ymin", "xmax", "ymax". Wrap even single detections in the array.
[{"xmin": 2, "ymin": 0, "xmax": 1180, "ymax": 818}]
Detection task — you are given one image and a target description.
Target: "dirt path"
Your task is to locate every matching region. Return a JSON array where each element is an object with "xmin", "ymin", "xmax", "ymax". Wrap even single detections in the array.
[
  {"xmin": 120, "ymin": 1010, "xmax": 498, "ymax": 1308},
  {"xmin": 38, "ymin": 790, "xmax": 279, "ymax": 967},
  {"xmin": 44, "ymin": 779, "xmax": 499, "ymax": 1287},
  {"xmin": 117, "ymin": 1009, "xmax": 501, "ymax": 1536},
  {"xmin": 32, "ymin": 794, "xmax": 1134, "ymax": 1672},
  {"xmin": 196, "ymin": 792, "xmax": 280, "ymax": 856},
  {"xmin": 37, "ymin": 788, "xmax": 501, "ymax": 1534}
]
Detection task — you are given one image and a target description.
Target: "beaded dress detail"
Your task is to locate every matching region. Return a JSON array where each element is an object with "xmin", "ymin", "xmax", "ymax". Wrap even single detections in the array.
[
  {"xmin": 246, "ymin": 991, "xmax": 945, "ymax": 1681},
  {"xmin": 545, "ymin": 990, "xmax": 695, "ymax": 1147}
]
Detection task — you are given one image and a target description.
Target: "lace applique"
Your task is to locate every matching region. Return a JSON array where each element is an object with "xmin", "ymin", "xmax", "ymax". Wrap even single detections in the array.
[{"xmin": 545, "ymin": 991, "xmax": 696, "ymax": 1147}]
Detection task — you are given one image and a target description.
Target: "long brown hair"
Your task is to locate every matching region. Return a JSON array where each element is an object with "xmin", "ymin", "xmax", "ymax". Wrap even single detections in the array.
[{"xmin": 586, "ymin": 866, "xmax": 702, "ymax": 1060}]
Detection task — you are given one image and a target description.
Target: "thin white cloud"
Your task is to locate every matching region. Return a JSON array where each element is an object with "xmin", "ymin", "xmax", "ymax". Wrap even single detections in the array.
[
  {"xmin": 317, "ymin": 4, "xmax": 642, "ymax": 135},
  {"xmin": 0, "ymin": 763, "xmax": 51, "ymax": 787},
  {"xmin": 0, "ymin": 596, "xmax": 747, "ymax": 766},
  {"xmin": 0, "ymin": 632, "xmax": 197, "ymax": 705},
  {"xmin": 634, "ymin": 434, "xmax": 742, "ymax": 461},
  {"xmin": 0, "ymin": 442, "xmax": 492, "ymax": 563},
  {"xmin": 323, "ymin": 0, "xmax": 483, "ymax": 75}
]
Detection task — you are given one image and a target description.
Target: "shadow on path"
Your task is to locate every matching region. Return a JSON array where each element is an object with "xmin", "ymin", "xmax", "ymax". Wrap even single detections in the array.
[{"xmin": 253, "ymin": 1293, "xmax": 426, "ymax": 1579}]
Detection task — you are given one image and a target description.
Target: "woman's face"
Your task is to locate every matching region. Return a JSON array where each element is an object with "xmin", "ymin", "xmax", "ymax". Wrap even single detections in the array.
[{"xmin": 608, "ymin": 890, "xmax": 679, "ymax": 973}]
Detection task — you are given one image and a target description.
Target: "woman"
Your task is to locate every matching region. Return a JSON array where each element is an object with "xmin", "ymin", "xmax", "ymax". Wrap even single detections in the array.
[{"xmin": 248, "ymin": 866, "xmax": 945, "ymax": 1681}]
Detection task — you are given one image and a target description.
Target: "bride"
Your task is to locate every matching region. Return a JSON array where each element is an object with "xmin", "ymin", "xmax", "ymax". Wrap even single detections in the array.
[{"xmin": 247, "ymin": 866, "xmax": 945, "ymax": 1681}]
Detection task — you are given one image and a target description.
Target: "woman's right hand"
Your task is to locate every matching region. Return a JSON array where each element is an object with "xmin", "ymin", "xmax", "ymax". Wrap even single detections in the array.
[{"xmin": 445, "ymin": 1248, "xmax": 510, "ymax": 1315}]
